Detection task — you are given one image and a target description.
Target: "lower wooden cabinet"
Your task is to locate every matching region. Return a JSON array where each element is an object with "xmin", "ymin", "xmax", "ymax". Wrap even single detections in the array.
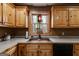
[
  {"xmin": 3, "ymin": 43, "xmax": 53, "ymax": 56},
  {"xmin": 3, "ymin": 45, "xmax": 17, "ymax": 56},
  {"xmin": 4, "ymin": 43, "xmax": 79, "ymax": 56},
  {"xmin": 73, "ymin": 44, "xmax": 79, "ymax": 56},
  {"xmin": 39, "ymin": 44, "xmax": 53, "ymax": 56},
  {"xmin": 26, "ymin": 43, "xmax": 53, "ymax": 56},
  {"xmin": 17, "ymin": 43, "xmax": 27, "ymax": 56}
]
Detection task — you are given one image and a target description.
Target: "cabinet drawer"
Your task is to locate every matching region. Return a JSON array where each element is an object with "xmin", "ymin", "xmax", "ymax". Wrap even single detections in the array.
[
  {"xmin": 27, "ymin": 44, "xmax": 38, "ymax": 50},
  {"xmin": 39, "ymin": 49, "xmax": 53, "ymax": 56},
  {"xmin": 40, "ymin": 44, "xmax": 53, "ymax": 50},
  {"xmin": 74, "ymin": 44, "xmax": 79, "ymax": 49},
  {"xmin": 27, "ymin": 50, "xmax": 38, "ymax": 56}
]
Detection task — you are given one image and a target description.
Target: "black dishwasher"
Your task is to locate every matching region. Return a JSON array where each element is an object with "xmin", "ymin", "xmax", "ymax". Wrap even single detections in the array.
[{"xmin": 53, "ymin": 43, "xmax": 73, "ymax": 56}]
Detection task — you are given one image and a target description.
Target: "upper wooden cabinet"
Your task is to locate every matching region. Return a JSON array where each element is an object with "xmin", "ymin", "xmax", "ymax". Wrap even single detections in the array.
[
  {"xmin": 51, "ymin": 6, "xmax": 68, "ymax": 28},
  {"xmin": 0, "ymin": 3, "xmax": 3, "ymax": 25},
  {"xmin": 51, "ymin": 6, "xmax": 79, "ymax": 28},
  {"xmin": 3, "ymin": 3, "xmax": 15, "ymax": 27},
  {"xmin": 15, "ymin": 6, "xmax": 29, "ymax": 28},
  {"xmin": 69, "ymin": 7, "xmax": 79, "ymax": 27},
  {"xmin": 53, "ymin": 6, "xmax": 68, "ymax": 28}
]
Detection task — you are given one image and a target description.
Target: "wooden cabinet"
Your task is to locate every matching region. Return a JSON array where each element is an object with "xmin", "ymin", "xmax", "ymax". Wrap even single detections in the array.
[
  {"xmin": 69, "ymin": 7, "xmax": 79, "ymax": 27},
  {"xmin": 73, "ymin": 44, "xmax": 79, "ymax": 56},
  {"xmin": 18, "ymin": 43, "xmax": 27, "ymax": 56},
  {"xmin": 0, "ymin": 3, "xmax": 3, "ymax": 25},
  {"xmin": 26, "ymin": 43, "xmax": 53, "ymax": 56},
  {"xmin": 51, "ymin": 6, "xmax": 79, "ymax": 28},
  {"xmin": 3, "ymin": 46, "xmax": 17, "ymax": 56},
  {"xmin": 26, "ymin": 44, "xmax": 38, "ymax": 56},
  {"xmin": 3, "ymin": 3, "xmax": 15, "ymax": 27},
  {"xmin": 16, "ymin": 6, "xmax": 28, "ymax": 28},
  {"xmin": 51, "ymin": 6, "xmax": 68, "ymax": 28},
  {"xmin": 39, "ymin": 44, "xmax": 53, "ymax": 56},
  {"xmin": 2, "ymin": 4, "xmax": 28, "ymax": 28},
  {"xmin": 7, "ymin": 4, "xmax": 15, "ymax": 27},
  {"xmin": 3, "ymin": 43, "xmax": 53, "ymax": 56}
]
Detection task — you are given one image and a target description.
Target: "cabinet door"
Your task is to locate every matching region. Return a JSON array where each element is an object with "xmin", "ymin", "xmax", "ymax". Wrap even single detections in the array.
[
  {"xmin": 7, "ymin": 4, "xmax": 15, "ymax": 27},
  {"xmin": 53, "ymin": 7, "xmax": 68, "ymax": 28},
  {"xmin": 39, "ymin": 44, "xmax": 53, "ymax": 56},
  {"xmin": 18, "ymin": 44, "xmax": 26, "ymax": 56},
  {"xmin": 3, "ymin": 3, "xmax": 15, "ymax": 26},
  {"xmin": 0, "ymin": 3, "xmax": 2, "ymax": 25},
  {"xmin": 26, "ymin": 44, "xmax": 38, "ymax": 56},
  {"xmin": 73, "ymin": 50, "xmax": 79, "ymax": 56},
  {"xmin": 73, "ymin": 44, "xmax": 79, "ymax": 56},
  {"xmin": 4, "ymin": 46, "xmax": 17, "ymax": 56},
  {"xmin": 69, "ymin": 7, "xmax": 79, "ymax": 27},
  {"xmin": 16, "ymin": 7, "xmax": 26, "ymax": 27}
]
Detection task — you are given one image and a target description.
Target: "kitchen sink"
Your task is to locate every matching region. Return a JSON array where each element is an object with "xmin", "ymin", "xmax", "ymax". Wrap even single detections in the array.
[{"xmin": 29, "ymin": 38, "xmax": 50, "ymax": 41}]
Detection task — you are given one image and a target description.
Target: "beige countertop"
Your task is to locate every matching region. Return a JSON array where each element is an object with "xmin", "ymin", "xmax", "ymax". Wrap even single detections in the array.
[
  {"xmin": 0, "ymin": 36, "xmax": 79, "ymax": 53},
  {"xmin": 0, "ymin": 38, "xmax": 29, "ymax": 53}
]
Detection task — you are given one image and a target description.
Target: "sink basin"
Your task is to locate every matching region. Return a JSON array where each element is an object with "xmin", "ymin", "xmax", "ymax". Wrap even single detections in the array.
[{"xmin": 29, "ymin": 38, "xmax": 50, "ymax": 41}]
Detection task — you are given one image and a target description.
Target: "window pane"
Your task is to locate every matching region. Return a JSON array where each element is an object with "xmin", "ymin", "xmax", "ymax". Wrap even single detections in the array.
[
  {"xmin": 40, "ymin": 23, "xmax": 47, "ymax": 33},
  {"xmin": 41, "ymin": 15, "xmax": 47, "ymax": 23},
  {"xmin": 33, "ymin": 23, "xmax": 39, "ymax": 33},
  {"xmin": 33, "ymin": 24, "xmax": 36, "ymax": 33},
  {"xmin": 32, "ymin": 15, "xmax": 38, "ymax": 23}
]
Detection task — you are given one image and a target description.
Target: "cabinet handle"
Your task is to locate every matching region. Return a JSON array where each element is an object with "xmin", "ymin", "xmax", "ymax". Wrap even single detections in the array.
[
  {"xmin": 32, "ymin": 53, "xmax": 34, "ymax": 56},
  {"xmin": 40, "ymin": 51, "xmax": 42, "ymax": 53},
  {"xmin": 70, "ymin": 16, "xmax": 72, "ymax": 17},
  {"xmin": 9, "ymin": 14, "xmax": 11, "ymax": 16},
  {"xmin": 73, "ymin": 51, "xmax": 75, "ymax": 54},
  {"xmin": 24, "ymin": 12, "xmax": 26, "ymax": 15}
]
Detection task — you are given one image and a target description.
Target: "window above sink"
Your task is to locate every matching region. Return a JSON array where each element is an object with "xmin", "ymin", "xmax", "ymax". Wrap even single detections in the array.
[{"xmin": 32, "ymin": 14, "xmax": 48, "ymax": 34}]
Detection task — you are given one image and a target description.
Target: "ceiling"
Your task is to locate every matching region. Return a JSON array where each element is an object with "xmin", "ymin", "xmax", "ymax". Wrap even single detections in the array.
[
  {"xmin": 14, "ymin": 3, "xmax": 79, "ymax": 6},
  {"xmin": 14, "ymin": 3, "xmax": 53, "ymax": 6}
]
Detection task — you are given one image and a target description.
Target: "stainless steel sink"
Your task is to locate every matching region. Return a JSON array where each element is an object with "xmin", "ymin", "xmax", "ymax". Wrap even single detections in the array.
[{"xmin": 29, "ymin": 38, "xmax": 50, "ymax": 41}]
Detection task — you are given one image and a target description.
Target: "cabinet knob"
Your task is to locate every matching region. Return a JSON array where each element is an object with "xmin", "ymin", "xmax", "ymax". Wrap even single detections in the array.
[
  {"xmin": 70, "ymin": 16, "xmax": 72, "ymax": 17},
  {"xmin": 9, "ymin": 14, "xmax": 11, "ymax": 16},
  {"xmin": 56, "ymin": 16, "xmax": 59, "ymax": 19}
]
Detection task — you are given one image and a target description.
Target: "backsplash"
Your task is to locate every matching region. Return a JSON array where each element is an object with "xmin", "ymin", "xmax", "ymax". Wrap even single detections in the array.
[
  {"xmin": 11, "ymin": 28, "xmax": 28, "ymax": 38},
  {"xmin": 0, "ymin": 27, "xmax": 14, "ymax": 41},
  {"xmin": 50, "ymin": 28, "xmax": 79, "ymax": 36},
  {"xmin": 0, "ymin": 27, "xmax": 79, "ymax": 38},
  {"xmin": 11, "ymin": 28, "xmax": 79, "ymax": 37}
]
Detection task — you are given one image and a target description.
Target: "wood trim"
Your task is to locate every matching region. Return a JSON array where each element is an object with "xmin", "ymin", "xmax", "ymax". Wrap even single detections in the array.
[{"xmin": 29, "ymin": 10, "xmax": 50, "ymax": 36}]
